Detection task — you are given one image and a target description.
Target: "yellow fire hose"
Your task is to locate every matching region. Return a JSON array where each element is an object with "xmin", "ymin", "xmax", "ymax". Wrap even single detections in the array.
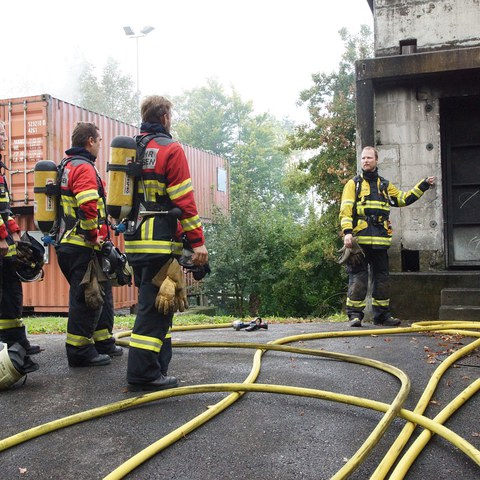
[{"xmin": 0, "ymin": 321, "xmax": 478, "ymax": 480}]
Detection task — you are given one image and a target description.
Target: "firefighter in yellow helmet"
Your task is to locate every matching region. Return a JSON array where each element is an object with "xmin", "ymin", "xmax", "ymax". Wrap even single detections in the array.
[{"xmin": 339, "ymin": 146, "xmax": 435, "ymax": 327}]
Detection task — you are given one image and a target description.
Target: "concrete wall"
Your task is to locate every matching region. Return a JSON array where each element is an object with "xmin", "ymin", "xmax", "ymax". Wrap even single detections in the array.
[
  {"xmin": 373, "ymin": 85, "xmax": 443, "ymax": 272},
  {"xmin": 374, "ymin": 0, "xmax": 480, "ymax": 56}
]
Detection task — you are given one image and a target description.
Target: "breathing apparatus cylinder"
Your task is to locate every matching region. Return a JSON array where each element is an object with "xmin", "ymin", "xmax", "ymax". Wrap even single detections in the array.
[
  {"xmin": 106, "ymin": 136, "xmax": 138, "ymax": 221},
  {"xmin": 33, "ymin": 160, "xmax": 59, "ymax": 234}
]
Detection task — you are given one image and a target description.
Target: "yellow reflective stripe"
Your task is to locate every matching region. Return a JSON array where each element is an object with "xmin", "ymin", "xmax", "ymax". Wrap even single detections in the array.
[
  {"xmin": 130, "ymin": 333, "xmax": 162, "ymax": 353},
  {"xmin": 97, "ymin": 199, "xmax": 106, "ymax": 218},
  {"xmin": 93, "ymin": 328, "xmax": 112, "ymax": 342},
  {"xmin": 340, "ymin": 199, "xmax": 355, "ymax": 208},
  {"xmin": 395, "ymin": 192, "xmax": 405, "ymax": 206},
  {"xmin": 80, "ymin": 218, "xmax": 98, "ymax": 230},
  {"xmin": 346, "ymin": 299, "xmax": 366, "ymax": 308},
  {"xmin": 411, "ymin": 186, "xmax": 422, "ymax": 198},
  {"xmin": 61, "ymin": 196, "xmax": 77, "ymax": 217},
  {"xmin": 0, "ymin": 318, "xmax": 24, "ymax": 329},
  {"xmin": 5, "ymin": 243, "xmax": 17, "ymax": 257},
  {"xmin": 140, "ymin": 217, "xmax": 154, "ymax": 240},
  {"xmin": 372, "ymin": 298, "xmax": 390, "ymax": 307},
  {"xmin": 361, "ymin": 200, "xmax": 389, "ymax": 210},
  {"xmin": 165, "ymin": 327, "xmax": 172, "ymax": 340},
  {"xmin": 66, "ymin": 332, "xmax": 94, "ymax": 347},
  {"xmin": 167, "ymin": 178, "xmax": 193, "ymax": 200},
  {"xmin": 142, "ymin": 180, "xmax": 167, "ymax": 199},
  {"xmin": 358, "ymin": 236, "xmax": 391, "ymax": 246},
  {"xmin": 62, "ymin": 196, "xmax": 77, "ymax": 207},
  {"xmin": 61, "ymin": 234, "xmax": 100, "ymax": 250},
  {"xmin": 180, "ymin": 215, "xmax": 201, "ymax": 232},
  {"xmin": 63, "ymin": 206, "xmax": 76, "ymax": 217},
  {"xmin": 124, "ymin": 240, "xmax": 183, "ymax": 255},
  {"xmin": 76, "ymin": 189, "xmax": 99, "ymax": 205}
]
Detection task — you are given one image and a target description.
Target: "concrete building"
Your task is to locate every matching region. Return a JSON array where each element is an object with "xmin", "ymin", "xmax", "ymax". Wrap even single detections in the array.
[{"xmin": 356, "ymin": 1, "xmax": 480, "ymax": 320}]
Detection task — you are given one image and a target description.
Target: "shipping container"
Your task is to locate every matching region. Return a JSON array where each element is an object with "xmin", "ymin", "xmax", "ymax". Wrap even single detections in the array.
[{"xmin": 0, "ymin": 94, "xmax": 229, "ymax": 313}]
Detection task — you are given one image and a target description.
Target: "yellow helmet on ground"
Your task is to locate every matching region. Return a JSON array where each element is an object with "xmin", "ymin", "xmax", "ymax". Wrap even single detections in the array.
[{"xmin": 0, "ymin": 343, "xmax": 39, "ymax": 390}]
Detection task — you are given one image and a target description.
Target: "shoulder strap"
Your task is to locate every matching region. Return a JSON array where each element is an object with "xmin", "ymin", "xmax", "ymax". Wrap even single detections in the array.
[
  {"xmin": 378, "ymin": 175, "xmax": 394, "ymax": 205},
  {"xmin": 135, "ymin": 133, "xmax": 162, "ymax": 162},
  {"xmin": 353, "ymin": 175, "xmax": 362, "ymax": 201}
]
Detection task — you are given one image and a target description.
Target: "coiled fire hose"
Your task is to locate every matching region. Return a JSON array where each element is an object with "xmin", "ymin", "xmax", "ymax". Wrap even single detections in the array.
[{"xmin": 0, "ymin": 321, "xmax": 478, "ymax": 480}]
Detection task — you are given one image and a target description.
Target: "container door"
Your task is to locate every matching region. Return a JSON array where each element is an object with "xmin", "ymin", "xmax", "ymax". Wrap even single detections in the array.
[
  {"xmin": 441, "ymin": 96, "xmax": 480, "ymax": 268},
  {"xmin": 0, "ymin": 97, "xmax": 49, "ymax": 210}
]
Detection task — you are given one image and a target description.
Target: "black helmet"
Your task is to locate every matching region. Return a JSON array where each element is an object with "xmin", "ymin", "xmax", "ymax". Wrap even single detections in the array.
[
  {"xmin": 15, "ymin": 232, "xmax": 45, "ymax": 283},
  {"xmin": 100, "ymin": 241, "xmax": 132, "ymax": 287},
  {"xmin": 178, "ymin": 246, "xmax": 211, "ymax": 281}
]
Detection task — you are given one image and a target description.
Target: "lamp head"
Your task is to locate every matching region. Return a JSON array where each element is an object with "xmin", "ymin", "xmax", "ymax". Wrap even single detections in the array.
[{"xmin": 140, "ymin": 26, "xmax": 155, "ymax": 35}]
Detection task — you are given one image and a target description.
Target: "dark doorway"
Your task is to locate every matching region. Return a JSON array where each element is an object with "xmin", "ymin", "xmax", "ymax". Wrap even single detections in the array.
[{"xmin": 441, "ymin": 96, "xmax": 480, "ymax": 268}]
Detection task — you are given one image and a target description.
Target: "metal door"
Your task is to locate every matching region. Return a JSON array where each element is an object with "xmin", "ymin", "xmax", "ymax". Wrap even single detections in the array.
[{"xmin": 441, "ymin": 96, "xmax": 480, "ymax": 268}]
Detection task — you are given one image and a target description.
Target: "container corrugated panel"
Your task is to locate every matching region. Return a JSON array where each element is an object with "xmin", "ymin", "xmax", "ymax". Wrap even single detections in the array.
[
  {"xmin": 0, "ymin": 94, "xmax": 138, "ymax": 208},
  {"xmin": 182, "ymin": 144, "xmax": 230, "ymax": 223},
  {"xmin": 0, "ymin": 95, "xmax": 228, "ymax": 312}
]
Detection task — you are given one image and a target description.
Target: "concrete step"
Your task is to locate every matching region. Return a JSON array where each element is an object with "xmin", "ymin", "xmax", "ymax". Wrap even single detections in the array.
[
  {"xmin": 439, "ymin": 305, "xmax": 480, "ymax": 321},
  {"xmin": 441, "ymin": 288, "xmax": 480, "ymax": 307}
]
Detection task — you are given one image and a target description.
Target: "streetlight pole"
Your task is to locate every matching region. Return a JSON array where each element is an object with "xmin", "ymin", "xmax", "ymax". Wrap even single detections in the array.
[{"xmin": 123, "ymin": 25, "xmax": 155, "ymax": 102}]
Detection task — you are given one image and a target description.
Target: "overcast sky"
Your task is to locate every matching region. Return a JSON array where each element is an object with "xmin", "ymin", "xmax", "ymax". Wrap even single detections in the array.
[{"xmin": 1, "ymin": 0, "xmax": 373, "ymax": 122}]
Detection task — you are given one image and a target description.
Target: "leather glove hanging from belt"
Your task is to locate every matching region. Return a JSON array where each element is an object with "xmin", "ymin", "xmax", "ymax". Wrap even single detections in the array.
[
  {"xmin": 80, "ymin": 256, "xmax": 108, "ymax": 310},
  {"xmin": 338, "ymin": 237, "xmax": 365, "ymax": 266},
  {"xmin": 152, "ymin": 259, "xmax": 188, "ymax": 314}
]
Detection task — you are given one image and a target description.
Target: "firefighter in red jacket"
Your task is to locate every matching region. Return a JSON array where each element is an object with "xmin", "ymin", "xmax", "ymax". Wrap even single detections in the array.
[
  {"xmin": 339, "ymin": 146, "xmax": 435, "ymax": 327},
  {"xmin": 56, "ymin": 122, "xmax": 122, "ymax": 367},
  {"xmin": 125, "ymin": 95, "xmax": 208, "ymax": 392},
  {"xmin": 0, "ymin": 120, "xmax": 41, "ymax": 356}
]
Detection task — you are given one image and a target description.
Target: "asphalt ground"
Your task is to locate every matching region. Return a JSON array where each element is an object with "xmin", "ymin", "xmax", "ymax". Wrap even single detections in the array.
[{"xmin": 0, "ymin": 321, "xmax": 479, "ymax": 480}]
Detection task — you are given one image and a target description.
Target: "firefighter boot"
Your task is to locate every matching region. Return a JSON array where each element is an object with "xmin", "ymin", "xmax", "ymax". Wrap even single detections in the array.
[
  {"xmin": 128, "ymin": 374, "xmax": 178, "ymax": 392},
  {"xmin": 349, "ymin": 317, "xmax": 362, "ymax": 327},
  {"xmin": 374, "ymin": 316, "xmax": 401, "ymax": 327},
  {"xmin": 0, "ymin": 327, "xmax": 41, "ymax": 355}
]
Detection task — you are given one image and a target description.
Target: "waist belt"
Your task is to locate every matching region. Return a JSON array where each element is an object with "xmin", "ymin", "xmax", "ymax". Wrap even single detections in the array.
[{"xmin": 357, "ymin": 214, "xmax": 388, "ymax": 225}]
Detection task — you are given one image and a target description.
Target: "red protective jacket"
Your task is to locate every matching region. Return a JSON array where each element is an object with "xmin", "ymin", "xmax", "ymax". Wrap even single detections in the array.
[
  {"xmin": 124, "ymin": 131, "xmax": 204, "ymax": 258},
  {"xmin": 59, "ymin": 149, "xmax": 108, "ymax": 249}
]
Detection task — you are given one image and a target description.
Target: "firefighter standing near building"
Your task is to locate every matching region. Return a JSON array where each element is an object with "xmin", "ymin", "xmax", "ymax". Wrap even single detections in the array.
[
  {"xmin": 339, "ymin": 146, "xmax": 435, "ymax": 327},
  {"xmin": 0, "ymin": 120, "xmax": 41, "ymax": 356},
  {"xmin": 124, "ymin": 95, "xmax": 208, "ymax": 392},
  {"xmin": 56, "ymin": 122, "xmax": 122, "ymax": 367}
]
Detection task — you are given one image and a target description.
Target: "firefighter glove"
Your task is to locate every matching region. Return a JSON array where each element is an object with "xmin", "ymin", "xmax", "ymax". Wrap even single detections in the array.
[
  {"xmin": 338, "ymin": 237, "xmax": 365, "ymax": 266},
  {"xmin": 152, "ymin": 259, "xmax": 188, "ymax": 314},
  {"xmin": 81, "ymin": 257, "xmax": 106, "ymax": 310},
  {"xmin": 156, "ymin": 276, "xmax": 176, "ymax": 314}
]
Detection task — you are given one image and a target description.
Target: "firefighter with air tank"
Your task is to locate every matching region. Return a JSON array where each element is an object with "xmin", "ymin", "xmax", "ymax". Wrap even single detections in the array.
[
  {"xmin": 38, "ymin": 122, "xmax": 125, "ymax": 368},
  {"xmin": 106, "ymin": 95, "xmax": 208, "ymax": 392},
  {"xmin": 339, "ymin": 146, "xmax": 435, "ymax": 328},
  {"xmin": 0, "ymin": 120, "xmax": 43, "ymax": 390}
]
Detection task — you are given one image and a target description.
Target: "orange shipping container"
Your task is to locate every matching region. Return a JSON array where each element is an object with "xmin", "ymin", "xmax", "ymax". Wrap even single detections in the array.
[{"xmin": 0, "ymin": 94, "xmax": 229, "ymax": 313}]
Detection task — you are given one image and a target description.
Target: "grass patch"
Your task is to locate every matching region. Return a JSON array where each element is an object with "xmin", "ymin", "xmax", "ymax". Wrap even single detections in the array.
[{"xmin": 24, "ymin": 312, "xmax": 347, "ymax": 335}]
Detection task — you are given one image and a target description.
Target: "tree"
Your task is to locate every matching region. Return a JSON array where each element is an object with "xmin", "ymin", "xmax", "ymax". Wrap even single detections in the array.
[
  {"xmin": 174, "ymin": 80, "xmax": 305, "ymax": 315},
  {"xmin": 76, "ymin": 58, "xmax": 139, "ymax": 125},
  {"xmin": 279, "ymin": 26, "xmax": 374, "ymax": 315},
  {"xmin": 285, "ymin": 25, "xmax": 373, "ymax": 203}
]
